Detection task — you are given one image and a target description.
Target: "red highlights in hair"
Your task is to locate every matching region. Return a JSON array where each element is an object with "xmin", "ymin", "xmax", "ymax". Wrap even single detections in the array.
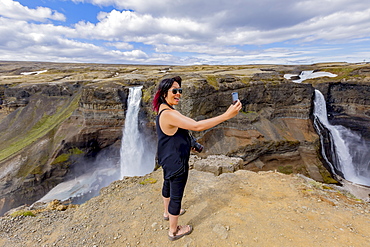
[{"xmin": 152, "ymin": 89, "xmax": 162, "ymax": 112}]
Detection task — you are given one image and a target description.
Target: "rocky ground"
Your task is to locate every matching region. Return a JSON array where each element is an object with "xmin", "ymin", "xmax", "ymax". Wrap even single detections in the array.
[{"xmin": 1, "ymin": 166, "xmax": 370, "ymax": 247}]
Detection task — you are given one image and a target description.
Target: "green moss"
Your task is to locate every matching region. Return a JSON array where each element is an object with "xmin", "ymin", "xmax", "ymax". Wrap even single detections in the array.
[
  {"xmin": 70, "ymin": 147, "xmax": 84, "ymax": 155},
  {"xmin": 0, "ymin": 94, "xmax": 81, "ymax": 162},
  {"xmin": 320, "ymin": 170, "xmax": 339, "ymax": 184},
  {"xmin": 139, "ymin": 178, "xmax": 157, "ymax": 185},
  {"xmin": 52, "ymin": 147, "xmax": 84, "ymax": 165},
  {"xmin": 240, "ymin": 77, "xmax": 251, "ymax": 85},
  {"xmin": 322, "ymin": 185, "xmax": 334, "ymax": 190},
  {"xmin": 326, "ymin": 66, "xmax": 355, "ymax": 76},
  {"xmin": 277, "ymin": 165, "xmax": 293, "ymax": 174},
  {"xmin": 240, "ymin": 111, "xmax": 259, "ymax": 122},
  {"xmin": 52, "ymin": 153, "xmax": 70, "ymax": 165},
  {"xmin": 10, "ymin": 210, "xmax": 36, "ymax": 217},
  {"xmin": 315, "ymin": 149, "xmax": 340, "ymax": 184},
  {"xmin": 142, "ymin": 85, "xmax": 155, "ymax": 103},
  {"xmin": 308, "ymin": 180, "xmax": 323, "ymax": 189},
  {"xmin": 205, "ymin": 75, "xmax": 219, "ymax": 89}
]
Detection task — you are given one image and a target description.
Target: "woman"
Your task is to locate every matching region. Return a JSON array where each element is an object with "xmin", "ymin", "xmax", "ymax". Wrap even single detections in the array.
[{"xmin": 152, "ymin": 76, "xmax": 242, "ymax": 241}]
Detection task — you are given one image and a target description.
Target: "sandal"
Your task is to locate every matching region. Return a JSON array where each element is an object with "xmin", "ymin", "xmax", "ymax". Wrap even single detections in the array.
[
  {"xmin": 163, "ymin": 209, "xmax": 186, "ymax": 221},
  {"xmin": 168, "ymin": 225, "xmax": 193, "ymax": 241}
]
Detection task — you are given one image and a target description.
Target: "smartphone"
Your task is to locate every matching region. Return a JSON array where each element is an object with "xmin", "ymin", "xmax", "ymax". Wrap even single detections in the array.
[{"xmin": 232, "ymin": 92, "xmax": 238, "ymax": 104}]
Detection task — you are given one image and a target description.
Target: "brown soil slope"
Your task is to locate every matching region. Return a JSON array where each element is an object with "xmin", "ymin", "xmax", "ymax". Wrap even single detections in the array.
[{"xmin": 1, "ymin": 168, "xmax": 370, "ymax": 247}]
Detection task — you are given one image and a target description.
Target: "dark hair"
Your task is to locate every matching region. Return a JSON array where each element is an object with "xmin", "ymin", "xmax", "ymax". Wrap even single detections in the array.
[{"xmin": 152, "ymin": 76, "xmax": 182, "ymax": 112}]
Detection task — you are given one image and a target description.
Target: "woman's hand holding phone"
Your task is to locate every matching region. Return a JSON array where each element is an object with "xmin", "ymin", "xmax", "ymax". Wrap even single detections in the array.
[{"xmin": 224, "ymin": 93, "xmax": 242, "ymax": 119}]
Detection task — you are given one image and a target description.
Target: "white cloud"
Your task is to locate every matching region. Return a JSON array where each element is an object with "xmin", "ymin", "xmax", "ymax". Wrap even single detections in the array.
[
  {"xmin": 71, "ymin": 1, "xmax": 370, "ymax": 50},
  {"xmin": 0, "ymin": 14, "xmax": 154, "ymax": 64},
  {"xmin": 71, "ymin": 0, "xmax": 370, "ymax": 31},
  {"xmin": 105, "ymin": 42, "xmax": 134, "ymax": 50},
  {"xmin": 75, "ymin": 10, "xmax": 207, "ymax": 41},
  {"xmin": 1, "ymin": 0, "xmax": 370, "ymax": 65},
  {"xmin": 0, "ymin": 0, "xmax": 65, "ymax": 22},
  {"xmin": 214, "ymin": 6, "xmax": 370, "ymax": 46},
  {"xmin": 0, "ymin": 17, "xmax": 74, "ymax": 48},
  {"xmin": 155, "ymin": 44, "xmax": 241, "ymax": 56},
  {"xmin": 122, "ymin": 50, "xmax": 148, "ymax": 58},
  {"xmin": 72, "ymin": 0, "xmax": 171, "ymax": 13}
]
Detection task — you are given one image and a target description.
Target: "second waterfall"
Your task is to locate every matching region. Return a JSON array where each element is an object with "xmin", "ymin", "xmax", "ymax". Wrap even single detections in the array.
[
  {"xmin": 313, "ymin": 89, "xmax": 370, "ymax": 186},
  {"xmin": 120, "ymin": 86, "xmax": 155, "ymax": 178}
]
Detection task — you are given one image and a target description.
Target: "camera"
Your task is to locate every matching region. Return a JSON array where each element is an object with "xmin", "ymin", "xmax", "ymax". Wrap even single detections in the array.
[{"xmin": 190, "ymin": 135, "xmax": 204, "ymax": 153}]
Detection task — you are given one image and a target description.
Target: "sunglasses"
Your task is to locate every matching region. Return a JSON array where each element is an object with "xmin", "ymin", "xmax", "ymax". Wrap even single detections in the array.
[{"xmin": 171, "ymin": 88, "xmax": 183, "ymax": 94}]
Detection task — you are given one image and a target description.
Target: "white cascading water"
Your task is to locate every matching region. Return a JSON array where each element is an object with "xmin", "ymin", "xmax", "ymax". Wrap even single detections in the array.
[
  {"xmin": 120, "ymin": 86, "xmax": 155, "ymax": 178},
  {"xmin": 38, "ymin": 86, "xmax": 155, "ymax": 203},
  {"xmin": 284, "ymin": 70, "xmax": 337, "ymax": 83},
  {"xmin": 313, "ymin": 90, "xmax": 370, "ymax": 186},
  {"xmin": 37, "ymin": 151, "xmax": 119, "ymax": 203}
]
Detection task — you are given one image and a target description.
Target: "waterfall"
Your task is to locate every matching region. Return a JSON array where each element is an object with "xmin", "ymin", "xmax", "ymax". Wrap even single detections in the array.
[
  {"xmin": 313, "ymin": 89, "xmax": 370, "ymax": 186},
  {"xmin": 38, "ymin": 86, "xmax": 155, "ymax": 204},
  {"xmin": 120, "ymin": 86, "xmax": 155, "ymax": 178}
]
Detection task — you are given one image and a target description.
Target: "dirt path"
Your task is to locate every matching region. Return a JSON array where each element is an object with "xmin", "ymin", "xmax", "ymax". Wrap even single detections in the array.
[{"xmin": 1, "ymin": 168, "xmax": 370, "ymax": 247}]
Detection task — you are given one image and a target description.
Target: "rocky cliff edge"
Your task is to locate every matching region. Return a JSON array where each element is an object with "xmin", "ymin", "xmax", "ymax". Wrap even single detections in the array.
[{"xmin": 1, "ymin": 167, "xmax": 370, "ymax": 246}]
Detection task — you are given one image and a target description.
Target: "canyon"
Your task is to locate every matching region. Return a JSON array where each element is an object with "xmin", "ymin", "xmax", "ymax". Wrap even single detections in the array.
[{"xmin": 1, "ymin": 61, "xmax": 370, "ymax": 215}]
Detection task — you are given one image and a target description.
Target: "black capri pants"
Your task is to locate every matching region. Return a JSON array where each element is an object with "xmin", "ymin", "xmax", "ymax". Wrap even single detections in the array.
[{"xmin": 162, "ymin": 168, "xmax": 189, "ymax": 216}]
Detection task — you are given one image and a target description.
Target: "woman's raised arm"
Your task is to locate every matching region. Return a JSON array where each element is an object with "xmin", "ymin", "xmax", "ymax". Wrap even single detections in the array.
[{"xmin": 163, "ymin": 100, "xmax": 242, "ymax": 132}]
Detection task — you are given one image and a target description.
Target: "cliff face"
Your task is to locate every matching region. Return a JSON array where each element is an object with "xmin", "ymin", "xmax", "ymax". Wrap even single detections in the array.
[
  {"xmin": 316, "ymin": 81, "xmax": 370, "ymax": 138},
  {"xmin": 1, "ymin": 62, "xmax": 370, "ymax": 215},
  {"xmin": 173, "ymin": 77, "xmax": 322, "ymax": 181},
  {"xmin": 0, "ymin": 79, "xmax": 132, "ymax": 215}
]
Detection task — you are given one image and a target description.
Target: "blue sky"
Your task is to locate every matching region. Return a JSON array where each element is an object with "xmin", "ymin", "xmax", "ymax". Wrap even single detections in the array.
[{"xmin": 0, "ymin": 0, "xmax": 369, "ymax": 65}]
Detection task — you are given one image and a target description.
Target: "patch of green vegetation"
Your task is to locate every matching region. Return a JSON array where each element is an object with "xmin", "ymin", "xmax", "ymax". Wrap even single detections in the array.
[
  {"xmin": 322, "ymin": 185, "xmax": 334, "ymax": 190},
  {"xmin": 241, "ymin": 110, "xmax": 258, "ymax": 115},
  {"xmin": 52, "ymin": 153, "xmax": 70, "ymax": 165},
  {"xmin": 70, "ymin": 147, "xmax": 83, "ymax": 155},
  {"xmin": 139, "ymin": 178, "xmax": 157, "ymax": 185},
  {"xmin": 277, "ymin": 165, "xmax": 293, "ymax": 174},
  {"xmin": 30, "ymin": 166, "xmax": 43, "ymax": 175},
  {"xmin": 325, "ymin": 66, "xmax": 355, "ymax": 76},
  {"xmin": 16, "ymin": 163, "xmax": 34, "ymax": 178},
  {"xmin": 10, "ymin": 210, "xmax": 36, "ymax": 217},
  {"xmin": 320, "ymin": 169, "xmax": 339, "ymax": 184},
  {"xmin": 308, "ymin": 180, "xmax": 323, "ymax": 189},
  {"xmin": 0, "ymin": 94, "xmax": 81, "ymax": 162},
  {"xmin": 142, "ymin": 85, "xmax": 155, "ymax": 103},
  {"xmin": 52, "ymin": 147, "xmax": 84, "ymax": 165},
  {"xmin": 16, "ymin": 152, "xmax": 61, "ymax": 178},
  {"xmin": 240, "ymin": 77, "xmax": 251, "ymax": 85},
  {"xmin": 205, "ymin": 75, "xmax": 219, "ymax": 89},
  {"xmin": 307, "ymin": 66, "xmax": 360, "ymax": 85},
  {"xmin": 314, "ymin": 151, "xmax": 340, "ymax": 184}
]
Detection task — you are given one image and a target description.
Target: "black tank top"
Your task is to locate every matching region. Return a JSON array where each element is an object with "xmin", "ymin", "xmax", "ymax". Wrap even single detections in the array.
[{"xmin": 156, "ymin": 108, "xmax": 191, "ymax": 179}]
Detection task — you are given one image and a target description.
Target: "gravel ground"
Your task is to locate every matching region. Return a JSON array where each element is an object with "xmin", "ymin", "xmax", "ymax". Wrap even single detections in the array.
[{"xmin": 1, "ymin": 168, "xmax": 370, "ymax": 247}]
